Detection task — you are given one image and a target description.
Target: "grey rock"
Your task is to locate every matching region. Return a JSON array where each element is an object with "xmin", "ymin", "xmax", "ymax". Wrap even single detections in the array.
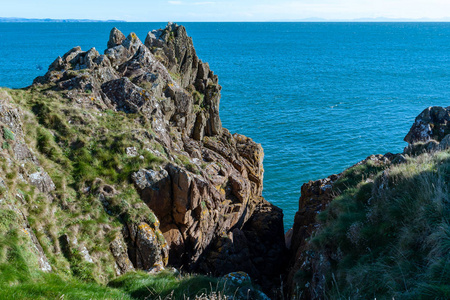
[
  {"xmin": 404, "ymin": 106, "xmax": 450, "ymax": 144},
  {"xmin": 438, "ymin": 134, "xmax": 450, "ymax": 150},
  {"xmin": 107, "ymin": 27, "xmax": 126, "ymax": 49},
  {"xmin": 126, "ymin": 146, "xmax": 138, "ymax": 157},
  {"xmin": 49, "ymin": 56, "xmax": 64, "ymax": 71},
  {"xmin": 110, "ymin": 234, "xmax": 134, "ymax": 274},
  {"xmin": 28, "ymin": 171, "xmax": 56, "ymax": 193},
  {"xmin": 62, "ymin": 46, "xmax": 83, "ymax": 64},
  {"xmin": 104, "ymin": 32, "xmax": 143, "ymax": 66},
  {"xmin": 101, "ymin": 78, "xmax": 149, "ymax": 113},
  {"xmin": 13, "ymin": 142, "xmax": 34, "ymax": 161},
  {"xmin": 132, "ymin": 169, "xmax": 172, "ymax": 219}
]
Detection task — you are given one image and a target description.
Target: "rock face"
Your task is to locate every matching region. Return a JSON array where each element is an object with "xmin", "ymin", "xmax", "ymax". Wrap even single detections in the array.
[
  {"xmin": 32, "ymin": 23, "xmax": 286, "ymax": 291},
  {"xmin": 285, "ymin": 174, "xmax": 339, "ymax": 299},
  {"xmin": 286, "ymin": 154, "xmax": 394, "ymax": 299},
  {"xmin": 125, "ymin": 222, "xmax": 169, "ymax": 271},
  {"xmin": 96, "ymin": 179, "xmax": 169, "ymax": 275},
  {"xmin": 403, "ymin": 106, "xmax": 450, "ymax": 155},
  {"xmin": 110, "ymin": 234, "xmax": 135, "ymax": 275},
  {"xmin": 404, "ymin": 106, "xmax": 450, "ymax": 144},
  {"xmin": 200, "ymin": 198, "xmax": 287, "ymax": 292},
  {"xmin": 28, "ymin": 171, "xmax": 56, "ymax": 193}
]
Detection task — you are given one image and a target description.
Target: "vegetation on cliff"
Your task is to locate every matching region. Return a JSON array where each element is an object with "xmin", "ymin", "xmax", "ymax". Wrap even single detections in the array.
[
  {"xmin": 4, "ymin": 20, "xmax": 449, "ymax": 300},
  {"xmin": 289, "ymin": 106, "xmax": 450, "ymax": 299},
  {"xmin": 0, "ymin": 23, "xmax": 282, "ymax": 299},
  {"xmin": 312, "ymin": 151, "xmax": 450, "ymax": 299}
]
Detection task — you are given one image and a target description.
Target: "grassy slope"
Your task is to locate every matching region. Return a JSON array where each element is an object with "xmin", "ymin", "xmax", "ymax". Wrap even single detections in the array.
[
  {"xmin": 2, "ymin": 85, "xmax": 163, "ymax": 282},
  {"xmin": 304, "ymin": 150, "xmax": 450, "ymax": 299},
  {"xmin": 0, "ymin": 86, "xmax": 197, "ymax": 299},
  {"xmin": 0, "ymin": 84, "xmax": 265, "ymax": 299},
  {"xmin": 0, "ymin": 209, "xmax": 254, "ymax": 300}
]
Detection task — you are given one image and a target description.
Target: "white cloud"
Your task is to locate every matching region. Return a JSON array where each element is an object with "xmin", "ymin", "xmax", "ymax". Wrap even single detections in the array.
[{"xmin": 193, "ymin": 2, "xmax": 216, "ymax": 5}]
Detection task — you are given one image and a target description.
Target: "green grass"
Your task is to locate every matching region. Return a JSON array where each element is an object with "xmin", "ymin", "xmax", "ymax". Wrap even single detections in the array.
[
  {"xmin": 0, "ymin": 211, "xmax": 233, "ymax": 300},
  {"xmin": 0, "ymin": 86, "xmax": 169, "ymax": 285},
  {"xmin": 0, "ymin": 81, "xmax": 266, "ymax": 299},
  {"xmin": 301, "ymin": 150, "xmax": 450, "ymax": 299},
  {"xmin": 168, "ymin": 71, "xmax": 181, "ymax": 82},
  {"xmin": 0, "ymin": 273, "xmax": 133, "ymax": 300},
  {"xmin": 176, "ymin": 154, "xmax": 200, "ymax": 174},
  {"xmin": 3, "ymin": 127, "xmax": 15, "ymax": 140},
  {"xmin": 331, "ymin": 158, "xmax": 387, "ymax": 194},
  {"xmin": 192, "ymin": 91, "xmax": 204, "ymax": 106},
  {"xmin": 109, "ymin": 270, "xmax": 223, "ymax": 299}
]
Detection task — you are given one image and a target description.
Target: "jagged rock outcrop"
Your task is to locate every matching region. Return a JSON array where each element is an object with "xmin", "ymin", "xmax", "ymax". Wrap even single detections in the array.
[
  {"xmin": 34, "ymin": 24, "xmax": 222, "ymax": 146},
  {"xmin": 404, "ymin": 106, "xmax": 450, "ymax": 144},
  {"xmin": 403, "ymin": 106, "xmax": 450, "ymax": 155},
  {"xmin": 107, "ymin": 27, "xmax": 126, "ymax": 49},
  {"xmin": 30, "ymin": 23, "xmax": 286, "ymax": 291}
]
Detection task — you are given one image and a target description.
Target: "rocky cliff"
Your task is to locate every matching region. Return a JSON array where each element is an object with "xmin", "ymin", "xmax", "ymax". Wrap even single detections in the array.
[
  {"xmin": 4, "ymin": 21, "xmax": 447, "ymax": 300},
  {"xmin": 0, "ymin": 23, "xmax": 285, "ymax": 297},
  {"xmin": 286, "ymin": 106, "xmax": 450, "ymax": 299}
]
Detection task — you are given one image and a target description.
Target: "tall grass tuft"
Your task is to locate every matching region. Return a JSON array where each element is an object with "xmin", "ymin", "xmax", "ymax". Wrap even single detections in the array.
[{"xmin": 300, "ymin": 149, "xmax": 450, "ymax": 299}]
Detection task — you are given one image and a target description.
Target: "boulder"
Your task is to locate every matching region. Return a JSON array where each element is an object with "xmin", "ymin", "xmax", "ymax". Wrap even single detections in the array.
[
  {"xmin": 107, "ymin": 27, "xmax": 126, "ymax": 49},
  {"xmin": 28, "ymin": 171, "xmax": 56, "ymax": 193},
  {"xmin": 404, "ymin": 106, "xmax": 450, "ymax": 144}
]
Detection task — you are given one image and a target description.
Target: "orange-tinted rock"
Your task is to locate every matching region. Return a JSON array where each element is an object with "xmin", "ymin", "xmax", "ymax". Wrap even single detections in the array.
[{"xmin": 125, "ymin": 222, "xmax": 168, "ymax": 271}]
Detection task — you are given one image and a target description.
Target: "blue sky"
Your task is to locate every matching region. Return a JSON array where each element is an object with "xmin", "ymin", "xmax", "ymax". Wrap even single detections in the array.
[{"xmin": 2, "ymin": 0, "xmax": 450, "ymax": 21}]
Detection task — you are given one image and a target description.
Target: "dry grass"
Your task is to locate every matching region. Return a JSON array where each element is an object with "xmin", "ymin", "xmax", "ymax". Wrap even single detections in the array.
[{"xmin": 299, "ymin": 149, "xmax": 450, "ymax": 299}]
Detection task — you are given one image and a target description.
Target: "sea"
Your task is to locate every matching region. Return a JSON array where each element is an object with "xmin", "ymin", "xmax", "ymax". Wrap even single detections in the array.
[{"xmin": 1, "ymin": 22, "xmax": 450, "ymax": 229}]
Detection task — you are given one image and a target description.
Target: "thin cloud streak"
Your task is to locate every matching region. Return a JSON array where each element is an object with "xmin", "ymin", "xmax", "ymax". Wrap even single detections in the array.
[
  {"xmin": 193, "ymin": 2, "xmax": 216, "ymax": 5},
  {"xmin": 3, "ymin": 0, "xmax": 450, "ymax": 22}
]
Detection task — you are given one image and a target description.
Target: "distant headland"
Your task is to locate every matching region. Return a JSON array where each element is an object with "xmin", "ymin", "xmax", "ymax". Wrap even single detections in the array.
[{"xmin": 0, "ymin": 17, "xmax": 125, "ymax": 22}]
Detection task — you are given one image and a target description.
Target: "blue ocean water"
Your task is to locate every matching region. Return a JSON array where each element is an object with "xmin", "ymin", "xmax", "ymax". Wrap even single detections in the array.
[{"xmin": 1, "ymin": 22, "xmax": 450, "ymax": 229}]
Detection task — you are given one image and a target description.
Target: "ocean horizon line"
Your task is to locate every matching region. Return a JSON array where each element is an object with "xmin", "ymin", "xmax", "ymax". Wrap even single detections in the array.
[{"xmin": 3, "ymin": 16, "xmax": 450, "ymax": 23}]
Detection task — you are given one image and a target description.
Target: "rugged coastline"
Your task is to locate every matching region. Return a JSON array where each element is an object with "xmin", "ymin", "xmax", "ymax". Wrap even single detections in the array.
[
  {"xmin": 1, "ymin": 23, "xmax": 450, "ymax": 299},
  {"xmin": 0, "ymin": 23, "xmax": 286, "ymax": 299}
]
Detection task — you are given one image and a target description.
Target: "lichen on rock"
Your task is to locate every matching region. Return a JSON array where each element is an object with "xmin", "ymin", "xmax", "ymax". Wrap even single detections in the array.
[{"xmin": 2, "ymin": 22, "xmax": 286, "ymax": 296}]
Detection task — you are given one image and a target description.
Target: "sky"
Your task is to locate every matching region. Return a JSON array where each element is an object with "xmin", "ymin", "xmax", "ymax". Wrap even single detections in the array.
[{"xmin": 2, "ymin": 0, "xmax": 450, "ymax": 22}]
